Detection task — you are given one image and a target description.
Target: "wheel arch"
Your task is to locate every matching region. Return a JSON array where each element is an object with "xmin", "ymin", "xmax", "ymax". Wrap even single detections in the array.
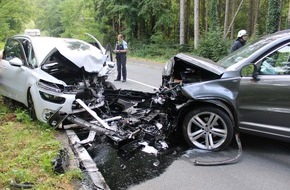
[
  {"xmin": 177, "ymin": 98, "xmax": 238, "ymax": 131},
  {"xmin": 26, "ymin": 86, "xmax": 38, "ymax": 120}
]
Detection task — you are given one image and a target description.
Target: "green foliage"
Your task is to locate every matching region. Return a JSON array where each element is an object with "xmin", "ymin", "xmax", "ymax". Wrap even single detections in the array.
[
  {"xmin": 130, "ymin": 42, "xmax": 183, "ymax": 61},
  {"xmin": 209, "ymin": 0, "xmax": 218, "ymax": 31},
  {"xmin": 196, "ymin": 30, "xmax": 231, "ymax": 62},
  {"xmin": 15, "ymin": 108, "xmax": 32, "ymax": 124},
  {"xmin": 35, "ymin": 0, "xmax": 64, "ymax": 37},
  {"xmin": 266, "ymin": 0, "xmax": 281, "ymax": 34},
  {"xmin": 0, "ymin": 97, "xmax": 82, "ymax": 189},
  {"xmin": 0, "ymin": 0, "xmax": 36, "ymax": 41}
]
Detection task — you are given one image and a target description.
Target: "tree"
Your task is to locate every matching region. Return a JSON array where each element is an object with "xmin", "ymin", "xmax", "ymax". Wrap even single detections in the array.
[
  {"xmin": 200, "ymin": 0, "xmax": 207, "ymax": 33},
  {"xmin": 252, "ymin": 0, "xmax": 260, "ymax": 37},
  {"xmin": 247, "ymin": 0, "xmax": 254, "ymax": 36},
  {"xmin": 288, "ymin": 0, "xmax": 290, "ymax": 28},
  {"xmin": 230, "ymin": 0, "xmax": 236, "ymax": 39},
  {"xmin": 36, "ymin": 0, "xmax": 64, "ymax": 37},
  {"xmin": 185, "ymin": 0, "xmax": 191, "ymax": 44},
  {"xmin": 209, "ymin": 0, "xmax": 217, "ymax": 31},
  {"xmin": 0, "ymin": 0, "xmax": 35, "ymax": 41},
  {"xmin": 180, "ymin": 0, "xmax": 185, "ymax": 44},
  {"xmin": 266, "ymin": 0, "xmax": 281, "ymax": 34},
  {"xmin": 194, "ymin": 0, "xmax": 199, "ymax": 49},
  {"xmin": 223, "ymin": 0, "xmax": 230, "ymax": 38}
]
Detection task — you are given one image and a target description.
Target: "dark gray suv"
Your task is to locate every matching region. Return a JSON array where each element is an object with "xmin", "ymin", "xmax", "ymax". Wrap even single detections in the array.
[{"xmin": 161, "ymin": 30, "xmax": 290, "ymax": 150}]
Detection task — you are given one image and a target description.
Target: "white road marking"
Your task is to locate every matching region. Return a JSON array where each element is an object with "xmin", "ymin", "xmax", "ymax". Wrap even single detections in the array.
[{"xmin": 127, "ymin": 78, "xmax": 159, "ymax": 89}]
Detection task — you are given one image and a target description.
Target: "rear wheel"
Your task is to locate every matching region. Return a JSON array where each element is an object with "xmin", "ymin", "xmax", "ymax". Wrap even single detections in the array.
[
  {"xmin": 27, "ymin": 90, "xmax": 36, "ymax": 120},
  {"xmin": 182, "ymin": 105, "xmax": 233, "ymax": 150}
]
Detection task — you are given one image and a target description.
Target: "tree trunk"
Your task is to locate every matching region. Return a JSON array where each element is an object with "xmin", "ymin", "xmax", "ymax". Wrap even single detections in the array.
[
  {"xmin": 209, "ymin": 0, "xmax": 217, "ymax": 31},
  {"xmin": 206, "ymin": 0, "xmax": 209, "ymax": 32},
  {"xmin": 180, "ymin": 0, "xmax": 185, "ymax": 44},
  {"xmin": 217, "ymin": 0, "xmax": 222, "ymax": 28},
  {"xmin": 247, "ymin": 0, "xmax": 254, "ymax": 36},
  {"xmin": 288, "ymin": 0, "xmax": 290, "ymax": 28},
  {"xmin": 279, "ymin": 0, "xmax": 282, "ymax": 30},
  {"xmin": 266, "ymin": 0, "xmax": 281, "ymax": 34},
  {"xmin": 194, "ymin": 0, "xmax": 199, "ymax": 49},
  {"xmin": 226, "ymin": 0, "xmax": 245, "ymax": 38},
  {"xmin": 253, "ymin": 0, "xmax": 260, "ymax": 36},
  {"xmin": 224, "ymin": 0, "xmax": 230, "ymax": 38},
  {"xmin": 231, "ymin": 0, "xmax": 236, "ymax": 39},
  {"xmin": 200, "ymin": 0, "xmax": 206, "ymax": 33},
  {"xmin": 185, "ymin": 0, "xmax": 191, "ymax": 44}
]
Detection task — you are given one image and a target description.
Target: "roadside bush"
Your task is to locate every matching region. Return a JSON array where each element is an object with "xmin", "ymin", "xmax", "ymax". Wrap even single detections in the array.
[
  {"xmin": 196, "ymin": 30, "xmax": 231, "ymax": 62},
  {"xmin": 125, "ymin": 30, "xmax": 233, "ymax": 63},
  {"xmin": 129, "ymin": 41, "xmax": 190, "ymax": 61}
]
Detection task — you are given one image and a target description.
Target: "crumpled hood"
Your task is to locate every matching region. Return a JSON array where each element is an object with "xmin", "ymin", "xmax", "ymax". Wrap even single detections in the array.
[
  {"xmin": 33, "ymin": 67, "xmax": 66, "ymax": 85},
  {"xmin": 41, "ymin": 39, "xmax": 107, "ymax": 73},
  {"xmin": 174, "ymin": 53, "xmax": 225, "ymax": 75}
]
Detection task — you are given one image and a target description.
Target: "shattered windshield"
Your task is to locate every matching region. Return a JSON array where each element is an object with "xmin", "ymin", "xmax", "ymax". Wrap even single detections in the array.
[{"xmin": 217, "ymin": 36, "xmax": 280, "ymax": 68}]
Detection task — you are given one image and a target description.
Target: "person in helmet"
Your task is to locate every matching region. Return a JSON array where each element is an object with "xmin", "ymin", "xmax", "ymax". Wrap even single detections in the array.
[{"xmin": 231, "ymin": 30, "xmax": 248, "ymax": 52}]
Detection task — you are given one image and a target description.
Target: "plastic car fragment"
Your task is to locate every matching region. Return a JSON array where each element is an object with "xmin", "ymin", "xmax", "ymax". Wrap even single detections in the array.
[{"xmin": 194, "ymin": 132, "xmax": 242, "ymax": 166}]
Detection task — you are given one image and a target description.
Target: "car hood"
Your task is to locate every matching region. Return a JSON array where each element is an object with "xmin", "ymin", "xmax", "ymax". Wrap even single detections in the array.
[
  {"xmin": 34, "ymin": 67, "xmax": 67, "ymax": 85},
  {"xmin": 163, "ymin": 53, "xmax": 226, "ymax": 77},
  {"xmin": 41, "ymin": 41, "xmax": 107, "ymax": 73}
]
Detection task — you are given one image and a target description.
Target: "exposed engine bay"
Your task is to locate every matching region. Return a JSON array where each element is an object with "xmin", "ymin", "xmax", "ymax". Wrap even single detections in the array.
[{"xmin": 48, "ymin": 85, "xmax": 186, "ymax": 155}]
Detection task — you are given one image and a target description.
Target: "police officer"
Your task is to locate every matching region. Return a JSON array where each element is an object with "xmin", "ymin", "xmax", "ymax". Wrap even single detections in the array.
[
  {"xmin": 114, "ymin": 34, "xmax": 128, "ymax": 82},
  {"xmin": 231, "ymin": 30, "xmax": 248, "ymax": 52}
]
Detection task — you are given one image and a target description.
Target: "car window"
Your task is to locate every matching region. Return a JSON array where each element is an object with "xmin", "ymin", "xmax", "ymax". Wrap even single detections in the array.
[
  {"xmin": 218, "ymin": 32, "xmax": 290, "ymax": 68},
  {"xmin": 259, "ymin": 45, "xmax": 290, "ymax": 75},
  {"xmin": 217, "ymin": 37, "xmax": 275, "ymax": 68},
  {"xmin": 3, "ymin": 39, "xmax": 26, "ymax": 63}
]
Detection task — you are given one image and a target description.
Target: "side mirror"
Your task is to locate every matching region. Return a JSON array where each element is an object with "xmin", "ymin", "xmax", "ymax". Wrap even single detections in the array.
[
  {"xmin": 9, "ymin": 57, "xmax": 23, "ymax": 67},
  {"xmin": 107, "ymin": 61, "xmax": 115, "ymax": 68},
  {"xmin": 241, "ymin": 64, "xmax": 259, "ymax": 81}
]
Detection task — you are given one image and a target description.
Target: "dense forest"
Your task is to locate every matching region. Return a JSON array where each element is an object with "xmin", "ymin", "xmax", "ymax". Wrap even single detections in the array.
[{"xmin": 0, "ymin": 0, "xmax": 289, "ymax": 61}]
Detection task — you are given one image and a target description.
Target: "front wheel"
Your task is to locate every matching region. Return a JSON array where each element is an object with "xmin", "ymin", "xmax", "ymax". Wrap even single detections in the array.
[{"xmin": 182, "ymin": 106, "xmax": 233, "ymax": 151}]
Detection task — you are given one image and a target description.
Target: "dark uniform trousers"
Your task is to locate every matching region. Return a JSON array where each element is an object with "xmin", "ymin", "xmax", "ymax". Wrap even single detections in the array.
[
  {"xmin": 116, "ymin": 53, "xmax": 127, "ymax": 80},
  {"xmin": 116, "ymin": 41, "xmax": 127, "ymax": 80}
]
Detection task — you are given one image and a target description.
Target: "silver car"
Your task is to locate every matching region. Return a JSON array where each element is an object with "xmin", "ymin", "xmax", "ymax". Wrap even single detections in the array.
[{"xmin": 0, "ymin": 34, "xmax": 115, "ymax": 122}]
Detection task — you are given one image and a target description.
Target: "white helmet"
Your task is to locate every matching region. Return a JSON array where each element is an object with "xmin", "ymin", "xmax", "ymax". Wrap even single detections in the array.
[{"xmin": 237, "ymin": 30, "xmax": 247, "ymax": 38}]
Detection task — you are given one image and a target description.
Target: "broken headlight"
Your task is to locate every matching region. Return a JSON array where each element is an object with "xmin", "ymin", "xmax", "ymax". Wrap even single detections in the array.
[
  {"xmin": 39, "ymin": 91, "xmax": 65, "ymax": 104},
  {"xmin": 37, "ymin": 80, "xmax": 64, "ymax": 93}
]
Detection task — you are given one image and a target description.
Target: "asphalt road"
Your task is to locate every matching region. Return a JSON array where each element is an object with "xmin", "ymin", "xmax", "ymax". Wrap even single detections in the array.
[{"xmin": 108, "ymin": 57, "xmax": 290, "ymax": 190}]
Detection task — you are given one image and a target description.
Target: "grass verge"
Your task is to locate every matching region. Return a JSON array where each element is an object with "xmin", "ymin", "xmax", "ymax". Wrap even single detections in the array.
[{"xmin": 0, "ymin": 98, "xmax": 83, "ymax": 189}]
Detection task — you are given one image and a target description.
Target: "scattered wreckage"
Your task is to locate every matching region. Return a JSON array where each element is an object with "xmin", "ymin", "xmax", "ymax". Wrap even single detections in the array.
[{"xmin": 48, "ymin": 53, "xmax": 243, "ymax": 166}]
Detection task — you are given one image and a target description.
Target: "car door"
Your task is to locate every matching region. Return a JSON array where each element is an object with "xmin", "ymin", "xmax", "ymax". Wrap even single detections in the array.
[
  {"xmin": 0, "ymin": 38, "xmax": 33, "ymax": 103},
  {"xmin": 238, "ymin": 44, "xmax": 290, "ymax": 139}
]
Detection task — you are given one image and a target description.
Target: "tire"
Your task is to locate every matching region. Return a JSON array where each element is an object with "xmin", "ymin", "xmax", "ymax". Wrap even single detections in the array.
[
  {"xmin": 182, "ymin": 105, "xmax": 233, "ymax": 151},
  {"xmin": 27, "ymin": 90, "xmax": 37, "ymax": 120}
]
